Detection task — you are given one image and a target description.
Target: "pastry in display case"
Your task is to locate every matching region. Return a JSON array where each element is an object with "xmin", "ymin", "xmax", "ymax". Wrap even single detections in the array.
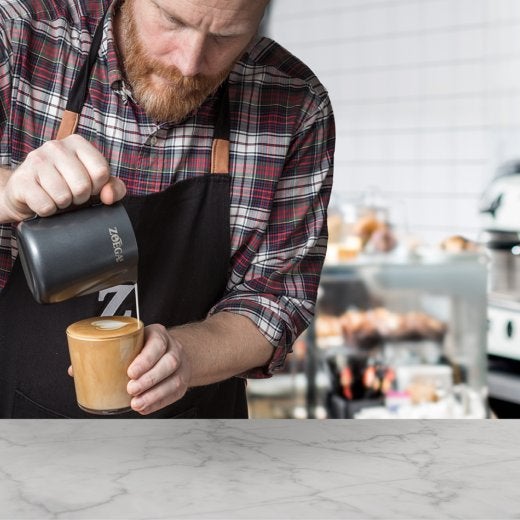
[
  {"xmin": 309, "ymin": 253, "xmax": 489, "ymax": 419},
  {"xmin": 326, "ymin": 189, "xmax": 404, "ymax": 264}
]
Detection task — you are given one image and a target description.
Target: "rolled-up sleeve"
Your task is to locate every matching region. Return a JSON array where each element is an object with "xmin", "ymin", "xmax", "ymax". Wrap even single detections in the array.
[
  {"xmin": 0, "ymin": 21, "xmax": 13, "ymax": 288},
  {"xmin": 208, "ymin": 94, "xmax": 335, "ymax": 377},
  {"xmin": 0, "ymin": 21, "xmax": 12, "ymax": 156}
]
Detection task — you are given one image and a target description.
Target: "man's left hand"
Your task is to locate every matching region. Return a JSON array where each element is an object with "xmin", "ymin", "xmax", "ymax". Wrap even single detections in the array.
[{"xmin": 126, "ymin": 324, "xmax": 192, "ymax": 415}]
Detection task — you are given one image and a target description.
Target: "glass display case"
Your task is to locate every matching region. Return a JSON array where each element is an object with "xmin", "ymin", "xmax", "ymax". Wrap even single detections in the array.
[{"xmin": 307, "ymin": 251, "xmax": 489, "ymax": 419}]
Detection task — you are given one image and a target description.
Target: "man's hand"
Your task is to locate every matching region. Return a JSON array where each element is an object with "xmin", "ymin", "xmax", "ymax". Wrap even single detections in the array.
[
  {"xmin": 126, "ymin": 324, "xmax": 193, "ymax": 415},
  {"xmin": 0, "ymin": 134, "xmax": 126, "ymax": 223}
]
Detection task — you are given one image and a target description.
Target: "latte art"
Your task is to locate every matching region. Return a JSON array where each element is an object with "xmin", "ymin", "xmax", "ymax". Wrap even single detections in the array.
[{"xmin": 91, "ymin": 319, "xmax": 128, "ymax": 331}]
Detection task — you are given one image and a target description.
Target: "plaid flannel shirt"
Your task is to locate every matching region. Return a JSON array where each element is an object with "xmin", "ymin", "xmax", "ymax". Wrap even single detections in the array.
[{"xmin": 0, "ymin": 0, "xmax": 335, "ymax": 376}]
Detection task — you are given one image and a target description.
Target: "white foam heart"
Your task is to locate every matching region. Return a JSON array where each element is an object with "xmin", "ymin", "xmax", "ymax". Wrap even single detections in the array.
[{"xmin": 91, "ymin": 319, "xmax": 128, "ymax": 331}]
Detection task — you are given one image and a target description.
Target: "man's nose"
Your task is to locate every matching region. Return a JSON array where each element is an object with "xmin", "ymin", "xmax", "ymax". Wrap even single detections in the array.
[{"xmin": 175, "ymin": 32, "xmax": 205, "ymax": 77}]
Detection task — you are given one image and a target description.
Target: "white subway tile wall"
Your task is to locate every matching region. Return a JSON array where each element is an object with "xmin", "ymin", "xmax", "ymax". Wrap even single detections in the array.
[{"xmin": 266, "ymin": 0, "xmax": 520, "ymax": 244}]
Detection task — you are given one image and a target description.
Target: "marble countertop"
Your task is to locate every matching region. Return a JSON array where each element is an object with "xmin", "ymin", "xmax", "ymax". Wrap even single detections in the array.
[{"xmin": 0, "ymin": 420, "xmax": 519, "ymax": 519}]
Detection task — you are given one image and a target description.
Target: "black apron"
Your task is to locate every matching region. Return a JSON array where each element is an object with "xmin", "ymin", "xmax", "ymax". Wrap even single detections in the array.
[{"xmin": 0, "ymin": 11, "xmax": 247, "ymax": 418}]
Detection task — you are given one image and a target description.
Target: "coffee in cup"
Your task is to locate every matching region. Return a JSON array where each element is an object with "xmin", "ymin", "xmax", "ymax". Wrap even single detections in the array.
[{"xmin": 66, "ymin": 316, "xmax": 144, "ymax": 414}]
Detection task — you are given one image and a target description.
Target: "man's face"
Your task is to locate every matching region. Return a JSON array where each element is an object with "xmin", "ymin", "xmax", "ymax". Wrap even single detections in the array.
[{"xmin": 116, "ymin": 0, "xmax": 268, "ymax": 122}]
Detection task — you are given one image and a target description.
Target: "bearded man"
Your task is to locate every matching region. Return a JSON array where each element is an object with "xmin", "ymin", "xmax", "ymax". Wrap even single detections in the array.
[{"xmin": 0, "ymin": 0, "xmax": 335, "ymax": 418}]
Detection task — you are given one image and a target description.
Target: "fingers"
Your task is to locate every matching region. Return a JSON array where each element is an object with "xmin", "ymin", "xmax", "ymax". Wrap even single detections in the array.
[
  {"xmin": 127, "ymin": 350, "xmax": 180, "ymax": 396},
  {"xmin": 127, "ymin": 325, "xmax": 170, "ymax": 380},
  {"xmin": 127, "ymin": 325, "xmax": 191, "ymax": 415},
  {"xmin": 34, "ymin": 161, "xmax": 74, "ymax": 210},
  {"xmin": 1, "ymin": 134, "xmax": 126, "ymax": 222},
  {"xmin": 22, "ymin": 182, "xmax": 58, "ymax": 217},
  {"xmin": 31, "ymin": 136, "xmax": 105, "ymax": 207},
  {"xmin": 41, "ymin": 138, "xmax": 94, "ymax": 206},
  {"xmin": 71, "ymin": 135, "xmax": 111, "ymax": 196},
  {"xmin": 130, "ymin": 373, "xmax": 187, "ymax": 415}
]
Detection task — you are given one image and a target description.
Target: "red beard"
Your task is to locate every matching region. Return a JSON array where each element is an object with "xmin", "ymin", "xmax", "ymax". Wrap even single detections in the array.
[{"xmin": 118, "ymin": 1, "xmax": 231, "ymax": 123}]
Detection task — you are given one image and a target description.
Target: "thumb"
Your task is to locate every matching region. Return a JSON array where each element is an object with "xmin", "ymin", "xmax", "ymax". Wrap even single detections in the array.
[{"xmin": 99, "ymin": 177, "xmax": 127, "ymax": 205}]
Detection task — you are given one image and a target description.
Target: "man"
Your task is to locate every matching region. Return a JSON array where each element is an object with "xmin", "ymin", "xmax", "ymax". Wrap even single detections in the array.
[{"xmin": 0, "ymin": 0, "xmax": 335, "ymax": 418}]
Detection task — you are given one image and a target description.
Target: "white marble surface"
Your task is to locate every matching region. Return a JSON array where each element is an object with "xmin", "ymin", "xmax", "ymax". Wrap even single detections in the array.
[{"xmin": 0, "ymin": 420, "xmax": 519, "ymax": 519}]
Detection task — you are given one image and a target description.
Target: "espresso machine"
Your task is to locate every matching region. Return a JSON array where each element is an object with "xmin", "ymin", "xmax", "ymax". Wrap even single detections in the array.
[
  {"xmin": 480, "ymin": 161, "xmax": 520, "ymax": 362},
  {"xmin": 480, "ymin": 160, "xmax": 520, "ymax": 361},
  {"xmin": 479, "ymin": 162, "xmax": 520, "ymax": 416}
]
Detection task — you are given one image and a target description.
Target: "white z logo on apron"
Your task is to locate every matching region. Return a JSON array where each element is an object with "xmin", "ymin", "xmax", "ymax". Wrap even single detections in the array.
[{"xmin": 98, "ymin": 285, "xmax": 135, "ymax": 316}]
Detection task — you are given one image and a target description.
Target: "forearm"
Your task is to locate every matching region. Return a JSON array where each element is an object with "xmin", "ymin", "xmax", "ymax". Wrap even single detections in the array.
[{"xmin": 171, "ymin": 311, "xmax": 274, "ymax": 387}]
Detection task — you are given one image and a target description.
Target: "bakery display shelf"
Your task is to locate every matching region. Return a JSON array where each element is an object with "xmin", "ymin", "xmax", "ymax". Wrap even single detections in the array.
[{"xmin": 306, "ymin": 254, "xmax": 489, "ymax": 419}]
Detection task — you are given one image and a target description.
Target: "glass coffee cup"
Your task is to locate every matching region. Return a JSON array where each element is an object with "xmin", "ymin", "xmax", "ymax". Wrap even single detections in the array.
[{"xmin": 66, "ymin": 316, "xmax": 144, "ymax": 414}]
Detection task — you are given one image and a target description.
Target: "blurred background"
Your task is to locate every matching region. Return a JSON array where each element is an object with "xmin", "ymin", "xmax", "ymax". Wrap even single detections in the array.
[
  {"xmin": 267, "ymin": 0, "xmax": 519, "ymax": 245},
  {"xmin": 245, "ymin": 0, "xmax": 520, "ymax": 420}
]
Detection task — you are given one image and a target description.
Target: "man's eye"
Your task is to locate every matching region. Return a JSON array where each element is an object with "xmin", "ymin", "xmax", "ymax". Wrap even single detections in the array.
[
  {"xmin": 212, "ymin": 34, "xmax": 237, "ymax": 45},
  {"xmin": 166, "ymin": 14, "xmax": 184, "ymax": 28}
]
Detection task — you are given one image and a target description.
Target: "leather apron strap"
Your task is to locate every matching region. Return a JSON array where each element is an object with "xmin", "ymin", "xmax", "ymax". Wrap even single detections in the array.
[
  {"xmin": 55, "ymin": 9, "xmax": 106, "ymax": 140},
  {"xmin": 211, "ymin": 81, "xmax": 230, "ymax": 174}
]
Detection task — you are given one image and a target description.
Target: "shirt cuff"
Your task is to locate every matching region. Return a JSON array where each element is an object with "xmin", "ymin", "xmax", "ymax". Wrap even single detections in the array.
[{"xmin": 207, "ymin": 294, "xmax": 292, "ymax": 378}]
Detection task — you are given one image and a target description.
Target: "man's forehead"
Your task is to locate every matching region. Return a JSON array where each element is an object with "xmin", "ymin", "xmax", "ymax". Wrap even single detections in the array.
[
  {"xmin": 158, "ymin": 0, "xmax": 269, "ymax": 14},
  {"xmin": 150, "ymin": 0, "xmax": 268, "ymax": 35}
]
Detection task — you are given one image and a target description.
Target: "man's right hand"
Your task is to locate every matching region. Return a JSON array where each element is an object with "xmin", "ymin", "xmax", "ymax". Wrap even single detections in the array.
[{"xmin": 0, "ymin": 134, "xmax": 127, "ymax": 223}]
